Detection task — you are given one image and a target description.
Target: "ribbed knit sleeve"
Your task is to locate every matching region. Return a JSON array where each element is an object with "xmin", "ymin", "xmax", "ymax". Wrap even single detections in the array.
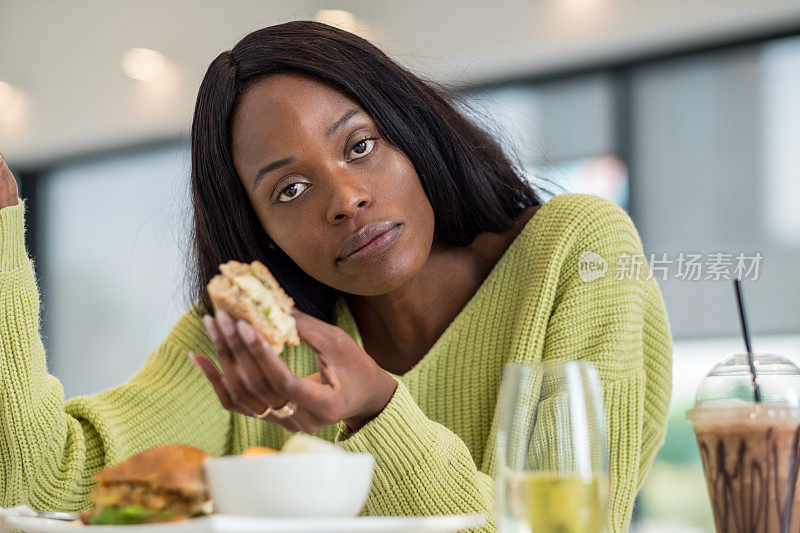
[
  {"xmin": 535, "ymin": 197, "xmax": 672, "ymax": 532},
  {"xmin": 0, "ymin": 199, "xmax": 26, "ymax": 272},
  {"xmin": 333, "ymin": 195, "xmax": 671, "ymax": 533},
  {"xmin": 0, "ymin": 199, "xmax": 232, "ymax": 512},
  {"xmin": 335, "ymin": 380, "xmax": 494, "ymax": 523}
]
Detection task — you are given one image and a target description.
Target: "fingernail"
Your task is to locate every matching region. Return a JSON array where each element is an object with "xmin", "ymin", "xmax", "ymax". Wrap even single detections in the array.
[
  {"xmin": 236, "ymin": 320, "xmax": 255, "ymax": 343},
  {"xmin": 188, "ymin": 351, "xmax": 197, "ymax": 364},
  {"xmin": 216, "ymin": 312, "xmax": 234, "ymax": 335}
]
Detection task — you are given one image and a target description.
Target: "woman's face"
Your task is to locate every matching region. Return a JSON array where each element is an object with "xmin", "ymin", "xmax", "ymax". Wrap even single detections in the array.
[{"xmin": 229, "ymin": 72, "xmax": 435, "ymax": 296}]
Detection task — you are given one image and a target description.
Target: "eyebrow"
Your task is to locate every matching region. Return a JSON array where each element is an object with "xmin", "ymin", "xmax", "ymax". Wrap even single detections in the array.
[{"xmin": 251, "ymin": 108, "xmax": 362, "ymax": 192}]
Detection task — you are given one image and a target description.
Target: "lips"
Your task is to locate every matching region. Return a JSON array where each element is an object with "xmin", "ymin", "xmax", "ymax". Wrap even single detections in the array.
[{"xmin": 338, "ymin": 221, "xmax": 402, "ymax": 261}]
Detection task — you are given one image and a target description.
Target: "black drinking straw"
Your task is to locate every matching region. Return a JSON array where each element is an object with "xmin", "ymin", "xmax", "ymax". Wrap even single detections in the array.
[{"xmin": 734, "ymin": 278, "xmax": 762, "ymax": 403}]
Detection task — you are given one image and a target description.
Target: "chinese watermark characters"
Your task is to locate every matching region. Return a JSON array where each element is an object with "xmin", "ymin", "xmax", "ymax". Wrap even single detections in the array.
[{"xmin": 579, "ymin": 251, "xmax": 763, "ymax": 282}]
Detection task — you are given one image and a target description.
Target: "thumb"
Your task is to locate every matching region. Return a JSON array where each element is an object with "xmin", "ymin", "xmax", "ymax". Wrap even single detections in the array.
[
  {"xmin": 311, "ymin": 355, "xmax": 341, "ymax": 389},
  {"xmin": 291, "ymin": 308, "xmax": 340, "ymax": 354},
  {"xmin": 306, "ymin": 371, "xmax": 331, "ymax": 386}
]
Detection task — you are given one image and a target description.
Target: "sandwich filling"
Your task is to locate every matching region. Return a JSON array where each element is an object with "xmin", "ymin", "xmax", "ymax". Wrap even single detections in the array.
[
  {"xmin": 207, "ymin": 260, "xmax": 300, "ymax": 353},
  {"xmin": 83, "ymin": 444, "xmax": 213, "ymax": 525},
  {"xmin": 90, "ymin": 481, "xmax": 213, "ymax": 517},
  {"xmin": 229, "ymin": 269, "xmax": 294, "ymax": 337}
]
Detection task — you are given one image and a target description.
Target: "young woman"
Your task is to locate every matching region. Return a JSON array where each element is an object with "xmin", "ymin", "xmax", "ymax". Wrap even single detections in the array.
[{"xmin": 0, "ymin": 21, "xmax": 672, "ymax": 531}]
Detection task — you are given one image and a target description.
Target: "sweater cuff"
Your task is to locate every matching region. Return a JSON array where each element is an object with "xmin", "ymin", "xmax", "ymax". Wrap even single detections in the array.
[
  {"xmin": 0, "ymin": 197, "xmax": 28, "ymax": 272},
  {"xmin": 335, "ymin": 379, "xmax": 438, "ymax": 479}
]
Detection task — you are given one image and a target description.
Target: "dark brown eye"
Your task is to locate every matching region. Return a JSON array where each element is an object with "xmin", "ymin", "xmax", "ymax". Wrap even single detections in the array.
[
  {"xmin": 350, "ymin": 138, "xmax": 376, "ymax": 159},
  {"xmin": 277, "ymin": 182, "xmax": 309, "ymax": 203}
]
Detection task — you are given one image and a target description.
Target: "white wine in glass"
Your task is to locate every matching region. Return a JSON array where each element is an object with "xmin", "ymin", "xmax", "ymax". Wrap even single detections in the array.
[{"xmin": 496, "ymin": 361, "xmax": 609, "ymax": 533}]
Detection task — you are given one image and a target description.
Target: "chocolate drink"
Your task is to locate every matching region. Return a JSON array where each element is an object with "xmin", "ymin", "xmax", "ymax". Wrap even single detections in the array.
[{"xmin": 689, "ymin": 405, "xmax": 800, "ymax": 533}]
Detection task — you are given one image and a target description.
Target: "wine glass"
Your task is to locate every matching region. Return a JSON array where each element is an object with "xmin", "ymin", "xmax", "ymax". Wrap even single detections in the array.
[{"xmin": 495, "ymin": 360, "xmax": 609, "ymax": 533}]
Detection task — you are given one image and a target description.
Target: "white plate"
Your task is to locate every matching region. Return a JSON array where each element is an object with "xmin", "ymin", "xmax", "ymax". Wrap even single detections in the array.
[{"xmin": 4, "ymin": 513, "xmax": 486, "ymax": 533}]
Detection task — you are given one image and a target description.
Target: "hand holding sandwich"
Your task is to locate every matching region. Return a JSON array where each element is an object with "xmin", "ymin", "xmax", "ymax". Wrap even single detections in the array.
[{"xmin": 190, "ymin": 265, "xmax": 397, "ymax": 434}]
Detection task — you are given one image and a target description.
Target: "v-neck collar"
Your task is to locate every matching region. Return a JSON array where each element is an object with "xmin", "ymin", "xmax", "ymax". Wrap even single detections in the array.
[{"xmin": 334, "ymin": 202, "xmax": 551, "ymax": 379}]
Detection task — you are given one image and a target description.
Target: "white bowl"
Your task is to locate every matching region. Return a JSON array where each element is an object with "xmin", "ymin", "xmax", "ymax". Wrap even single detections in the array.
[{"xmin": 203, "ymin": 452, "xmax": 375, "ymax": 517}]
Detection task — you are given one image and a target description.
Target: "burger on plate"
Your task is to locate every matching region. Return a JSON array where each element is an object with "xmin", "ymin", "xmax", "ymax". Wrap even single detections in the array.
[{"xmin": 82, "ymin": 444, "xmax": 213, "ymax": 525}]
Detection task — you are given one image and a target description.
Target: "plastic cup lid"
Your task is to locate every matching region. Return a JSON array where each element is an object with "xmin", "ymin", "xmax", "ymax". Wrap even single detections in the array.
[{"xmin": 691, "ymin": 353, "xmax": 800, "ymax": 410}]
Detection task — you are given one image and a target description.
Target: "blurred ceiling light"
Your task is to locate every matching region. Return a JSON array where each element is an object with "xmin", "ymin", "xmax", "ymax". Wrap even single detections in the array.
[
  {"xmin": 553, "ymin": 0, "xmax": 607, "ymax": 33},
  {"xmin": 315, "ymin": 9, "xmax": 357, "ymax": 28},
  {"xmin": 314, "ymin": 9, "xmax": 374, "ymax": 41},
  {"xmin": 122, "ymin": 48, "xmax": 167, "ymax": 82},
  {"xmin": 0, "ymin": 81, "xmax": 14, "ymax": 114},
  {"xmin": 0, "ymin": 81, "xmax": 29, "ymax": 134}
]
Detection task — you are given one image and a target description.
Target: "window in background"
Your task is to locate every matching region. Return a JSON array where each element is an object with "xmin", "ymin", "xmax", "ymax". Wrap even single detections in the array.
[
  {"xmin": 39, "ymin": 143, "xmax": 193, "ymax": 398},
  {"xmin": 530, "ymin": 155, "xmax": 629, "ymax": 207},
  {"xmin": 456, "ymin": 74, "xmax": 629, "ymax": 209},
  {"xmin": 629, "ymin": 35, "xmax": 800, "ymax": 533},
  {"xmin": 630, "ymin": 41, "xmax": 800, "ymax": 340},
  {"xmin": 762, "ymin": 35, "xmax": 800, "ymax": 247}
]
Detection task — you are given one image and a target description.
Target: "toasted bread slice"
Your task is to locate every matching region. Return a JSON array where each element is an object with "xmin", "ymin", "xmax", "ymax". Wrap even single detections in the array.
[
  {"xmin": 206, "ymin": 260, "xmax": 299, "ymax": 354},
  {"xmin": 87, "ymin": 444, "xmax": 213, "ymax": 523},
  {"xmin": 92, "ymin": 444, "xmax": 211, "ymax": 498}
]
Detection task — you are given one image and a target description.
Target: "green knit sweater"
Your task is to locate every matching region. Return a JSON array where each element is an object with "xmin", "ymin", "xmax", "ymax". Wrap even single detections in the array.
[{"xmin": 0, "ymin": 193, "xmax": 672, "ymax": 532}]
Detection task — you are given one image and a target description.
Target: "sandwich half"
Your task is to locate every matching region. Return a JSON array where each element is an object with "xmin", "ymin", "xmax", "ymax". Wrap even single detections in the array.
[
  {"xmin": 84, "ymin": 444, "xmax": 212, "ymax": 524},
  {"xmin": 206, "ymin": 260, "xmax": 299, "ymax": 354}
]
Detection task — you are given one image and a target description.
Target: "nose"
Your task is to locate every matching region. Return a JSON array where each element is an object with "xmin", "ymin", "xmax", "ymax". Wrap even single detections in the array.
[{"xmin": 325, "ymin": 172, "xmax": 372, "ymax": 223}]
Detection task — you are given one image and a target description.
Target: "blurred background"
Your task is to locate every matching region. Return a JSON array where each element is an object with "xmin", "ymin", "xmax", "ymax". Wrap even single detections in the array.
[{"xmin": 2, "ymin": 1, "xmax": 800, "ymax": 530}]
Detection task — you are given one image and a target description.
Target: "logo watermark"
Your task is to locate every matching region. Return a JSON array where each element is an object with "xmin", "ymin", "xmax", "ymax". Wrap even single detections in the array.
[
  {"xmin": 578, "ymin": 251, "xmax": 763, "ymax": 282},
  {"xmin": 578, "ymin": 250, "xmax": 609, "ymax": 282}
]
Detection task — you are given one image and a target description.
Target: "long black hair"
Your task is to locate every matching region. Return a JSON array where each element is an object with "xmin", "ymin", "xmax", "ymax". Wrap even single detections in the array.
[{"xmin": 189, "ymin": 20, "xmax": 542, "ymax": 323}]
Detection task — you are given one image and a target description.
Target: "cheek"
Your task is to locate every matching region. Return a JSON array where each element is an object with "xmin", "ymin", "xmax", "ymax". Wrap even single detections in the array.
[
  {"xmin": 396, "ymin": 164, "xmax": 435, "ymax": 235},
  {"xmin": 382, "ymin": 151, "xmax": 428, "ymax": 206},
  {"xmin": 264, "ymin": 214, "xmax": 351, "ymax": 290},
  {"xmin": 270, "ymin": 223, "xmax": 327, "ymax": 274}
]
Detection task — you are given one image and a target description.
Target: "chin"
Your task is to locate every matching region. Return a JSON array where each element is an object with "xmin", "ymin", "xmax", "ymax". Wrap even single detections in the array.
[{"xmin": 333, "ymin": 246, "xmax": 427, "ymax": 296}]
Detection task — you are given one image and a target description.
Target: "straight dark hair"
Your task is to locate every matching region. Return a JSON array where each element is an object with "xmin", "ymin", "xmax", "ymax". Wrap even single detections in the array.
[{"xmin": 189, "ymin": 20, "xmax": 542, "ymax": 323}]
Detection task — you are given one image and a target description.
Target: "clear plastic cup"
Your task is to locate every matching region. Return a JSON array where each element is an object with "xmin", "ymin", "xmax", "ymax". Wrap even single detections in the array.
[{"xmin": 687, "ymin": 353, "xmax": 800, "ymax": 533}]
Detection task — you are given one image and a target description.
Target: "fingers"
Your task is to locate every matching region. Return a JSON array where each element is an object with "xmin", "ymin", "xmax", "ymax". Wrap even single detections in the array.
[
  {"xmin": 201, "ymin": 312, "xmax": 328, "ymax": 422},
  {"xmin": 288, "ymin": 409, "xmax": 333, "ymax": 434},
  {"xmin": 203, "ymin": 313, "xmax": 276, "ymax": 416},
  {"xmin": 198, "ymin": 310, "xmax": 344, "ymax": 430},
  {"xmin": 189, "ymin": 351, "xmax": 327, "ymax": 433},
  {"xmin": 260, "ymin": 408, "xmax": 304, "ymax": 433},
  {"xmin": 234, "ymin": 319, "xmax": 289, "ymax": 406},
  {"xmin": 259, "ymin": 406, "xmax": 330, "ymax": 434},
  {"xmin": 189, "ymin": 350, "xmax": 303, "ymax": 431},
  {"xmin": 188, "ymin": 352, "xmax": 254, "ymax": 417},
  {"xmin": 233, "ymin": 316, "xmax": 336, "ymax": 414},
  {"xmin": 234, "ymin": 318, "xmax": 295, "ymax": 393}
]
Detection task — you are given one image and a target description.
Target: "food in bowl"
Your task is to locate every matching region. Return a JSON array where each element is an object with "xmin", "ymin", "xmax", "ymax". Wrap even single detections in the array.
[
  {"xmin": 279, "ymin": 433, "xmax": 344, "ymax": 454},
  {"xmin": 82, "ymin": 444, "xmax": 213, "ymax": 524},
  {"xmin": 240, "ymin": 445, "xmax": 278, "ymax": 456}
]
